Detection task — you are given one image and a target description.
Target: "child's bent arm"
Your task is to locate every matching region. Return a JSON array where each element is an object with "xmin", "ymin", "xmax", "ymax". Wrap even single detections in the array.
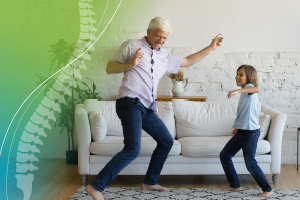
[
  {"xmin": 238, "ymin": 87, "xmax": 260, "ymax": 94},
  {"xmin": 228, "ymin": 87, "xmax": 260, "ymax": 99}
]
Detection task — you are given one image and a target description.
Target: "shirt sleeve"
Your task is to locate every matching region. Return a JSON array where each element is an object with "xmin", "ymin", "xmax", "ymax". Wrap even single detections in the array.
[
  {"xmin": 110, "ymin": 40, "xmax": 130, "ymax": 63},
  {"xmin": 244, "ymin": 83, "xmax": 254, "ymax": 88},
  {"xmin": 244, "ymin": 83, "xmax": 254, "ymax": 95},
  {"xmin": 166, "ymin": 54, "xmax": 183, "ymax": 74}
]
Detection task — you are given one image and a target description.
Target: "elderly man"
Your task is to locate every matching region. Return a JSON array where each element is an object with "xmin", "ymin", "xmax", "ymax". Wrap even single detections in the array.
[{"xmin": 86, "ymin": 17, "xmax": 223, "ymax": 200}]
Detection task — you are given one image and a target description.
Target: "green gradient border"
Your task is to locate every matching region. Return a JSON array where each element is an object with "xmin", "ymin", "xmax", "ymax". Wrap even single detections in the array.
[{"xmin": 0, "ymin": 0, "xmax": 123, "ymax": 199}]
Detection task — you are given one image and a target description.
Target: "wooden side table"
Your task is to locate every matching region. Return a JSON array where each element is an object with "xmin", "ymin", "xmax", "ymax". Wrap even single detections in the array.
[{"xmin": 155, "ymin": 96, "xmax": 207, "ymax": 102}]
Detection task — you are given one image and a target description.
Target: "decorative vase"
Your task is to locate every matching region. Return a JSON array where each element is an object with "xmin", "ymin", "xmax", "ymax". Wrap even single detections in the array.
[{"xmin": 171, "ymin": 79, "xmax": 189, "ymax": 97}]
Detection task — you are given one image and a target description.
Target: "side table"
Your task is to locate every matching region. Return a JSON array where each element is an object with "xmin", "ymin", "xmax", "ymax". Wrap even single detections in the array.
[{"xmin": 155, "ymin": 96, "xmax": 207, "ymax": 102}]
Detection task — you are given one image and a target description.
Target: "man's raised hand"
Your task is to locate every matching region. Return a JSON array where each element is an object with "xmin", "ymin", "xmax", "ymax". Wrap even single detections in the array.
[
  {"xmin": 130, "ymin": 48, "xmax": 144, "ymax": 68},
  {"xmin": 210, "ymin": 33, "xmax": 223, "ymax": 51}
]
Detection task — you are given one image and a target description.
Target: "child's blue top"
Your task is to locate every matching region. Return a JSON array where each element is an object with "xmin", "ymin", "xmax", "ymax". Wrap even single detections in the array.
[{"xmin": 232, "ymin": 83, "xmax": 260, "ymax": 130}]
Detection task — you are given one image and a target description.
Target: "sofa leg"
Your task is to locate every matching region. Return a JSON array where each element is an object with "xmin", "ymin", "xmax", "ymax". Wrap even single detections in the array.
[
  {"xmin": 272, "ymin": 174, "xmax": 278, "ymax": 184},
  {"xmin": 81, "ymin": 175, "xmax": 86, "ymax": 185}
]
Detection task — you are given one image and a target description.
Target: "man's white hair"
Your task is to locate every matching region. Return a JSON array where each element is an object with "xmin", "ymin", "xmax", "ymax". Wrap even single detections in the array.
[{"xmin": 148, "ymin": 17, "xmax": 172, "ymax": 33}]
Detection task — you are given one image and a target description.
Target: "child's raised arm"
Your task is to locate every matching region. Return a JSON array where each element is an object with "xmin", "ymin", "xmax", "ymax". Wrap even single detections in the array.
[{"xmin": 228, "ymin": 87, "xmax": 260, "ymax": 99}]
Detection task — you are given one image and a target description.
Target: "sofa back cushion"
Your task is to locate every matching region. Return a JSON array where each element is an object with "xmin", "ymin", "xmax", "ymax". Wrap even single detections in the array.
[
  {"xmin": 173, "ymin": 100, "xmax": 238, "ymax": 138},
  {"xmin": 84, "ymin": 100, "xmax": 176, "ymax": 138}
]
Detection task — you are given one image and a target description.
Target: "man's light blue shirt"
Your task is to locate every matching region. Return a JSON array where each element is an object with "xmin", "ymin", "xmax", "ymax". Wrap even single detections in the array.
[{"xmin": 232, "ymin": 83, "xmax": 261, "ymax": 130}]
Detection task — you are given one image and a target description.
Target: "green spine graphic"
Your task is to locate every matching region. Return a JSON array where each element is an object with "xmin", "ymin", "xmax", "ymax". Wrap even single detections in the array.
[{"xmin": 14, "ymin": 0, "xmax": 96, "ymax": 199}]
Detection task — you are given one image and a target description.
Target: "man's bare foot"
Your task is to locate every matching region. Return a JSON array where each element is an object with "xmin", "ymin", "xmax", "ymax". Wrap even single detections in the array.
[
  {"xmin": 141, "ymin": 183, "xmax": 168, "ymax": 192},
  {"xmin": 258, "ymin": 190, "xmax": 273, "ymax": 198},
  {"xmin": 222, "ymin": 186, "xmax": 242, "ymax": 191},
  {"xmin": 85, "ymin": 184, "xmax": 105, "ymax": 200}
]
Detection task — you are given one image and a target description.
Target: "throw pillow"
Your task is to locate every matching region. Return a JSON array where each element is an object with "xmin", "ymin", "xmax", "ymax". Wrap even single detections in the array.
[
  {"xmin": 89, "ymin": 111, "xmax": 107, "ymax": 142},
  {"xmin": 258, "ymin": 112, "xmax": 271, "ymax": 139}
]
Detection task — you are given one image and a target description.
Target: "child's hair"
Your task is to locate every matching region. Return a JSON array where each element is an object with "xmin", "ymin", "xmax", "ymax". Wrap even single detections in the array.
[{"xmin": 237, "ymin": 65, "xmax": 258, "ymax": 87}]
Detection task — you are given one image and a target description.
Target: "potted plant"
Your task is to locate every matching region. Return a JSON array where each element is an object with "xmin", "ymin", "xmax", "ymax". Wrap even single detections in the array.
[
  {"xmin": 55, "ymin": 91, "xmax": 81, "ymax": 164},
  {"xmin": 77, "ymin": 77, "xmax": 103, "ymax": 101},
  {"xmin": 50, "ymin": 39, "xmax": 99, "ymax": 164}
]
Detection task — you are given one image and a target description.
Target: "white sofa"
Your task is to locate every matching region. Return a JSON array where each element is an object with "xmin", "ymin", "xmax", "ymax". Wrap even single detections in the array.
[{"xmin": 75, "ymin": 99, "xmax": 286, "ymax": 186}]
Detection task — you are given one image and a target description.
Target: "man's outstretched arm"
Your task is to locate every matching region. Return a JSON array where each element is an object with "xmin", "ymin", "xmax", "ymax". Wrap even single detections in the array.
[{"xmin": 180, "ymin": 33, "xmax": 223, "ymax": 68}]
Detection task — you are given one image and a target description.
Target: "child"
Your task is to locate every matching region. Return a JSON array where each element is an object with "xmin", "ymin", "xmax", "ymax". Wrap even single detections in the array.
[{"xmin": 219, "ymin": 65, "xmax": 273, "ymax": 198}]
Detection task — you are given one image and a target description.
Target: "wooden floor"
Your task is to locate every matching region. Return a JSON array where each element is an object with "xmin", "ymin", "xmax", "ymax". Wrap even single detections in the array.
[{"xmin": 6, "ymin": 160, "xmax": 300, "ymax": 200}]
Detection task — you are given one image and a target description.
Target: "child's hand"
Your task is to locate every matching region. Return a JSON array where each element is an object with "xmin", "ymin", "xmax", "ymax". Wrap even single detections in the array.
[
  {"xmin": 232, "ymin": 129, "xmax": 238, "ymax": 135},
  {"xmin": 228, "ymin": 90, "xmax": 239, "ymax": 99}
]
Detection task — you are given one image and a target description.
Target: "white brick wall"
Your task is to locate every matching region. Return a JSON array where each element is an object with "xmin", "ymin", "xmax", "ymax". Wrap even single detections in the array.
[{"xmin": 87, "ymin": 24, "xmax": 300, "ymax": 164}]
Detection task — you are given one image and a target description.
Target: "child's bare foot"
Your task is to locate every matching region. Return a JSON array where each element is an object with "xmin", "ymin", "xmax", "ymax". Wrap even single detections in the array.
[
  {"xmin": 141, "ymin": 183, "xmax": 168, "ymax": 191},
  {"xmin": 222, "ymin": 186, "xmax": 242, "ymax": 191},
  {"xmin": 258, "ymin": 190, "xmax": 273, "ymax": 198},
  {"xmin": 85, "ymin": 184, "xmax": 104, "ymax": 200}
]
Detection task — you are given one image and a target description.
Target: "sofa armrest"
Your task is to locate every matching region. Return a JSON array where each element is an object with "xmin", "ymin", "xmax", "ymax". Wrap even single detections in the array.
[
  {"xmin": 75, "ymin": 104, "xmax": 91, "ymax": 175},
  {"xmin": 261, "ymin": 105, "xmax": 287, "ymax": 175}
]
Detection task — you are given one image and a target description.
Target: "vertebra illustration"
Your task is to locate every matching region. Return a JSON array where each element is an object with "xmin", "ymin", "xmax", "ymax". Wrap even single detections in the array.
[
  {"xmin": 20, "ymin": 131, "xmax": 43, "ymax": 146},
  {"xmin": 24, "ymin": 121, "xmax": 47, "ymax": 138},
  {"xmin": 17, "ymin": 141, "xmax": 41, "ymax": 154},
  {"xmin": 16, "ymin": 163, "xmax": 38, "ymax": 174},
  {"xmin": 15, "ymin": 174, "xmax": 34, "ymax": 200},
  {"xmin": 14, "ymin": 0, "xmax": 96, "ymax": 199},
  {"xmin": 16, "ymin": 152, "xmax": 39, "ymax": 163}
]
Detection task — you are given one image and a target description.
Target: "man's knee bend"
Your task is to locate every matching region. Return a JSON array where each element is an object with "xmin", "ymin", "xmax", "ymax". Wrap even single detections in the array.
[
  {"xmin": 123, "ymin": 146, "xmax": 140, "ymax": 158},
  {"xmin": 163, "ymin": 137, "xmax": 174, "ymax": 149},
  {"xmin": 157, "ymin": 139, "xmax": 173, "ymax": 151},
  {"xmin": 168, "ymin": 137, "xmax": 174, "ymax": 146},
  {"xmin": 129, "ymin": 149, "xmax": 140, "ymax": 158}
]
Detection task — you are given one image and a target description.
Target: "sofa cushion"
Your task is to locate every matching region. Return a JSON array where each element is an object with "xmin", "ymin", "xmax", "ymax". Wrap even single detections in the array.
[
  {"xmin": 178, "ymin": 136, "xmax": 270, "ymax": 157},
  {"xmin": 259, "ymin": 112, "xmax": 271, "ymax": 139},
  {"xmin": 89, "ymin": 111, "xmax": 107, "ymax": 141},
  {"xmin": 90, "ymin": 154, "xmax": 271, "ymax": 164},
  {"xmin": 173, "ymin": 100, "xmax": 238, "ymax": 138},
  {"xmin": 90, "ymin": 136, "xmax": 181, "ymax": 156},
  {"xmin": 84, "ymin": 100, "xmax": 176, "ymax": 138}
]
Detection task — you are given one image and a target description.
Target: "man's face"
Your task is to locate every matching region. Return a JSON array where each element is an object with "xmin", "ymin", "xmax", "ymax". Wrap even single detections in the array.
[{"xmin": 146, "ymin": 29, "xmax": 169, "ymax": 49}]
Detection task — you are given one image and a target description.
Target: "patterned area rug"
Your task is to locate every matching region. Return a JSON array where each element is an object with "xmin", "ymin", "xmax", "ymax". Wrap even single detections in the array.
[{"xmin": 70, "ymin": 186, "xmax": 300, "ymax": 200}]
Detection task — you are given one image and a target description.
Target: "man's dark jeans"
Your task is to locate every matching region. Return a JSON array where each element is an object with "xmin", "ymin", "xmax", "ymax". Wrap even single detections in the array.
[
  {"xmin": 91, "ymin": 97, "xmax": 173, "ymax": 192},
  {"xmin": 220, "ymin": 129, "xmax": 272, "ymax": 192}
]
